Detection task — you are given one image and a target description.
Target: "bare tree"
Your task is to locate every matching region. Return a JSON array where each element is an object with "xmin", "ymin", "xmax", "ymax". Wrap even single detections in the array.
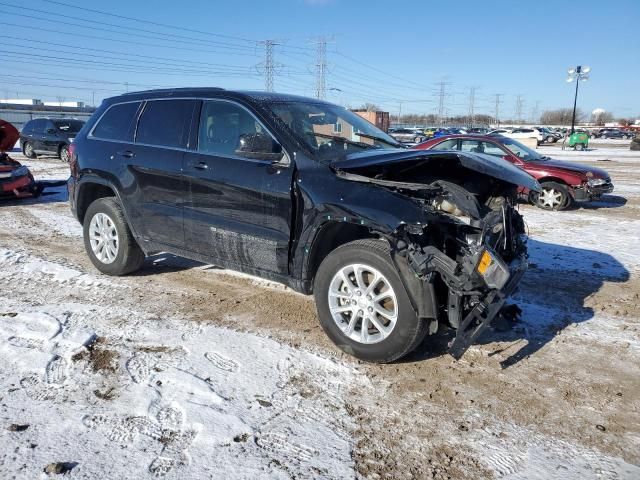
[
  {"xmin": 354, "ymin": 103, "xmax": 381, "ymax": 112},
  {"xmin": 540, "ymin": 108, "xmax": 585, "ymax": 125}
]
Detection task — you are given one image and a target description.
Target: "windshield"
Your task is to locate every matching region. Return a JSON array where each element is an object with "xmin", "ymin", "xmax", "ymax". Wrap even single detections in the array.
[
  {"xmin": 499, "ymin": 137, "xmax": 545, "ymax": 161},
  {"xmin": 268, "ymin": 101, "xmax": 400, "ymax": 160},
  {"xmin": 53, "ymin": 119, "xmax": 84, "ymax": 134}
]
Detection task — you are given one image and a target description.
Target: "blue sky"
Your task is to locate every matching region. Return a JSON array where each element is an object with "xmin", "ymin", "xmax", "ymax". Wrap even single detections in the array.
[{"xmin": 3, "ymin": 0, "xmax": 639, "ymax": 119}]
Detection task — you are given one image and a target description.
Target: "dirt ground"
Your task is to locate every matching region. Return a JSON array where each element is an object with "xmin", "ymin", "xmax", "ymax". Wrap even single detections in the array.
[{"xmin": 1, "ymin": 143, "xmax": 638, "ymax": 479}]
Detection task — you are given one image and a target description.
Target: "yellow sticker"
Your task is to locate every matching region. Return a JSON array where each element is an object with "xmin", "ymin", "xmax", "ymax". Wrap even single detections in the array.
[{"xmin": 477, "ymin": 251, "xmax": 493, "ymax": 275}]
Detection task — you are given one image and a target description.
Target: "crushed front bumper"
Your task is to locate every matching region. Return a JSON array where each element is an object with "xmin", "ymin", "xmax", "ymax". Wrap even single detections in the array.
[
  {"xmin": 574, "ymin": 180, "xmax": 614, "ymax": 201},
  {"xmin": 406, "ymin": 244, "xmax": 528, "ymax": 359},
  {"xmin": 447, "ymin": 255, "xmax": 527, "ymax": 359}
]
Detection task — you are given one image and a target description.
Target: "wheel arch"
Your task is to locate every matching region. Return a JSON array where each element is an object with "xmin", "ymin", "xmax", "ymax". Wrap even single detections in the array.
[
  {"xmin": 303, "ymin": 221, "xmax": 378, "ymax": 291},
  {"xmin": 76, "ymin": 179, "xmax": 119, "ymax": 224}
]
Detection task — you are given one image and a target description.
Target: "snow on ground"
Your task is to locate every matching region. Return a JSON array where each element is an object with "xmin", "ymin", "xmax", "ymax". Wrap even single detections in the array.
[{"xmin": 1, "ymin": 150, "xmax": 639, "ymax": 479}]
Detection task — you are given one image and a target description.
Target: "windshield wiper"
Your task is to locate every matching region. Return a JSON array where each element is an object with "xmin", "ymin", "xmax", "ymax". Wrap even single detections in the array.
[
  {"xmin": 309, "ymin": 132, "xmax": 380, "ymax": 149},
  {"xmin": 352, "ymin": 132, "xmax": 401, "ymax": 147}
]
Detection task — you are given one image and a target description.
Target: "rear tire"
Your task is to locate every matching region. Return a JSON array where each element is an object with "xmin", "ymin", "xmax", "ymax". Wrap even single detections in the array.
[
  {"xmin": 83, "ymin": 197, "xmax": 145, "ymax": 276},
  {"xmin": 59, "ymin": 144, "xmax": 70, "ymax": 162},
  {"xmin": 23, "ymin": 142, "xmax": 36, "ymax": 158},
  {"xmin": 314, "ymin": 239, "xmax": 428, "ymax": 363}
]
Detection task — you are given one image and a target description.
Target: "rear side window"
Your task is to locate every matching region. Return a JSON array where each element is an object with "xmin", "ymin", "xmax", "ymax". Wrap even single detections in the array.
[
  {"xmin": 136, "ymin": 100, "xmax": 196, "ymax": 148},
  {"xmin": 22, "ymin": 121, "xmax": 34, "ymax": 134},
  {"xmin": 30, "ymin": 119, "xmax": 46, "ymax": 134},
  {"xmin": 92, "ymin": 102, "xmax": 141, "ymax": 141}
]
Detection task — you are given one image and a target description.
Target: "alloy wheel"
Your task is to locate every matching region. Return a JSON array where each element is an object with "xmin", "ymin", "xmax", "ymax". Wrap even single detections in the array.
[
  {"xmin": 327, "ymin": 263, "xmax": 398, "ymax": 344},
  {"xmin": 88, "ymin": 212, "xmax": 119, "ymax": 264},
  {"xmin": 537, "ymin": 187, "xmax": 564, "ymax": 209},
  {"xmin": 60, "ymin": 146, "xmax": 70, "ymax": 162},
  {"xmin": 25, "ymin": 143, "xmax": 33, "ymax": 156}
]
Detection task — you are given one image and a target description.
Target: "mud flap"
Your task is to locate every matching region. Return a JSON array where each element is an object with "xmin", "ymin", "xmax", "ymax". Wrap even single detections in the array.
[{"xmin": 447, "ymin": 291, "xmax": 506, "ymax": 360}]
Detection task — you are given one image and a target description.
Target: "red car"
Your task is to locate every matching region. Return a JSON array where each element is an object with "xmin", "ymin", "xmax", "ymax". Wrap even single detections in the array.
[
  {"xmin": 414, "ymin": 135, "xmax": 614, "ymax": 211},
  {"xmin": 0, "ymin": 119, "xmax": 42, "ymax": 199}
]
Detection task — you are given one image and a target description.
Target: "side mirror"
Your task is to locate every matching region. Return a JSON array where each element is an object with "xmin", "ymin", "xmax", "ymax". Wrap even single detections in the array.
[{"xmin": 235, "ymin": 133, "xmax": 284, "ymax": 163}]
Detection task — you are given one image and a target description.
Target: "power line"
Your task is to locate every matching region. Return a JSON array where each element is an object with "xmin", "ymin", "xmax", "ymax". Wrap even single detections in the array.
[
  {"xmin": 44, "ymin": 0, "xmax": 256, "ymax": 43},
  {"xmin": 3, "ymin": 22, "xmax": 259, "ymax": 57}
]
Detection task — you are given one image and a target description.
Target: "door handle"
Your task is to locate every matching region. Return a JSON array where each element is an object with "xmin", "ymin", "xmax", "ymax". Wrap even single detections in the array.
[
  {"xmin": 117, "ymin": 150, "xmax": 135, "ymax": 158},
  {"xmin": 191, "ymin": 161, "xmax": 209, "ymax": 170}
]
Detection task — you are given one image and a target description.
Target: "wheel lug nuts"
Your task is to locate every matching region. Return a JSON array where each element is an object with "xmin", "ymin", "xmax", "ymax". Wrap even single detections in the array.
[
  {"xmin": 366, "ymin": 295, "xmax": 372, "ymax": 300},
  {"xmin": 367, "ymin": 306, "xmax": 373, "ymax": 313},
  {"xmin": 356, "ymin": 290, "xmax": 362, "ymax": 296}
]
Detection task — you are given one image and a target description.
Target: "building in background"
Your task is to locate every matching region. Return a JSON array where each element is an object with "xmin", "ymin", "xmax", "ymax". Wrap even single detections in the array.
[
  {"xmin": 352, "ymin": 110, "xmax": 390, "ymax": 132},
  {"xmin": 0, "ymin": 99, "xmax": 95, "ymax": 131}
]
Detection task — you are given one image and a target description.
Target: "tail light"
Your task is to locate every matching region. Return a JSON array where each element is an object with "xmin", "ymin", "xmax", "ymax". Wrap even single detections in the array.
[{"xmin": 68, "ymin": 143, "xmax": 78, "ymax": 177}]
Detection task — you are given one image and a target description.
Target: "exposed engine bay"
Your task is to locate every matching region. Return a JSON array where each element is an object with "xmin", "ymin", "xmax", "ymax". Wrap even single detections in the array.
[{"xmin": 334, "ymin": 152, "xmax": 535, "ymax": 358}]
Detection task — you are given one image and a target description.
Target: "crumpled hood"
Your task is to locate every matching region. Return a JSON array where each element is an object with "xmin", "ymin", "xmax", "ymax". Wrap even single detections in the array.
[
  {"xmin": 332, "ymin": 149, "xmax": 540, "ymax": 191},
  {"xmin": 0, "ymin": 119, "xmax": 20, "ymax": 152},
  {"xmin": 527, "ymin": 158, "xmax": 610, "ymax": 179}
]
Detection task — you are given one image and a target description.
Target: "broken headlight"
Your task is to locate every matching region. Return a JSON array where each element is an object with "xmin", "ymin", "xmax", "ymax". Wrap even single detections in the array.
[
  {"xmin": 587, "ymin": 178, "xmax": 607, "ymax": 187},
  {"xmin": 476, "ymin": 248, "xmax": 510, "ymax": 290}
]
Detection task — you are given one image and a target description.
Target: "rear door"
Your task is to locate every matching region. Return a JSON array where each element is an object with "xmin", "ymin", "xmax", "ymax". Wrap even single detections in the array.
[
  {"xmin": 182, "ymin": 99, "xmax": 293, "ymax": 274},
  {"xmin": 29, "ymin": 119, "xmax": 46, "ymax": 151},
  {"xmin": 42, "ymin": 120, "xmax": 60, "ymax": 153},
  {"xmin": 129, "ymin": 99, "xmax": 198, "ymax": 249}
]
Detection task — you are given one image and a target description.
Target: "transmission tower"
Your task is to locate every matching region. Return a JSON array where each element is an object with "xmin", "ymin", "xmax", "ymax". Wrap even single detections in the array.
[
  {"xmin": 467, "ymin": 87, "xmax": 477, "ymax": 126},
  {"xmin": 515, "ymin": 94, "xmax": 524, "ymax": 124},
  {"xmin": 494, "ymin": 93, "xmax": 503, "ymax": 127},
  {"xmin": 257, "ymin": 40, "xmax": 279, "ymax": 92},
  {"xmin": 313, "ymin": 37, "xmax": 328, "ymax": 100},
  {"xmin": 530, "ymin": 100, "xmax": 540, "ymax": 123},
  {"xmin": 437, "ymin": 81, "xmax": 447, "ymax": 125}
]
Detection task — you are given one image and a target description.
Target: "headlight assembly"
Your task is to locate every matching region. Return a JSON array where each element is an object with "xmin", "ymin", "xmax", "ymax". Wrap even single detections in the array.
[
  {"xmin": 476, "ymin": 249, "xmax": 510, "ymax": 290},
  {"xmin": 11, "ymin": 166, "xmax": 29, "ymax": 178},
  {"xmin": 588, "ymin": 178, "xmax": 607, "ymax": 187}
]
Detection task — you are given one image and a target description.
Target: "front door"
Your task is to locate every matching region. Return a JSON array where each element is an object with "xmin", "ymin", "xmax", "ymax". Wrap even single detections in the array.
[{"xmin": 183, "ymin": 99, "xmax": 293, "ymax": 275}]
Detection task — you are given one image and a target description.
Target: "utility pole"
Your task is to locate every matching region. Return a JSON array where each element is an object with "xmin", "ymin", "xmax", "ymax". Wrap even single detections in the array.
[
  {"xmin": 515, "ymin": 94, "xmax": 524, "ymax": 124},
  {"xmin": 398, "ymin": 101, "xmax": 403, "ymax": 126},
  {"xmin": 494, "ymin": 93, "xmax": 503, "ymax": 127},
  {"xmin": 467, "ymin": 86, "xmax": 477, "ymax": 127},
  {"xmin": 313, "ymin": 37, "xmax": 328, "ymax": 100},
  {"xmin": 260, "ymin": 40, "xmax": 276, "ymax": 92}
]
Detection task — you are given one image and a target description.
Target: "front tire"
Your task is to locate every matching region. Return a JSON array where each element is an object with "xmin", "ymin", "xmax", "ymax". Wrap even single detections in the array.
[
  {"xmin": 23, "ymin": 142, "xmax": 36, "ymax": 158},
  {"xmin": 314, "ymin": 239, "xmax": 427, "ymax": 363},
  {"xmin": 531, "ymin": 181, "xmax": 572, "ymax": 211},
  {"xmin": 83, "ymin": 197, "xmax": 145, "ymax": 275}
]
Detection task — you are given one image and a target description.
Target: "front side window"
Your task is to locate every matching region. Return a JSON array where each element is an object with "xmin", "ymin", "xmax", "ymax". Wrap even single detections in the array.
[
  {"xmin": 431, "ymin": 139, "xmax": 458, "ymax": 151},
  {"xmin": 92, "ymin": 102, "xmax": 141, "ymax": 142},
  {"xmin": 30, "ymin": 119, "xmax": 46, "ymax": 134},
  {"xmin": 136, "ymin": 100, "xmax": 195, "ymax": 148},
  {"xmin": 197, "ymin": 100, "xmax": 274, "ymax": 157},
  {"xmin": 460, "ymin": 140, "xmax": 505, "ymax": 157},
  {"xmin": 500, "ymin": 137, "xmax": 544, "ymax": 161},
  {"xmin": 53, "ymin": 119, "xmax": 84, "ymax": 134}
]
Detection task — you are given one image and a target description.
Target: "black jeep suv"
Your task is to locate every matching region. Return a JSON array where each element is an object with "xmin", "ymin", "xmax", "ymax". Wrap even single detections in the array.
[
  {"xmin": 68, "ymin": 88, "xmax": 538, "ymax": 362},
  {"xmin": 21, "ymin": 118, "xmax": 85, "ymax": 161}
]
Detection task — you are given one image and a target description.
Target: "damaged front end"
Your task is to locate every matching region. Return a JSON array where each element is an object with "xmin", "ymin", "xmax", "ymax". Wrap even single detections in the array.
[{"xmin": 333, "ymin": 151, "xmax": 537, "ymax": 359}]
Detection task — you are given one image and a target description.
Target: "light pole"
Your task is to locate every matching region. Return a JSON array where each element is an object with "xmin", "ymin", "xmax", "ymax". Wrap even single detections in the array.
[{"xmin": 566, "ymin": 65, "xmax": 590, "ymax": 134}]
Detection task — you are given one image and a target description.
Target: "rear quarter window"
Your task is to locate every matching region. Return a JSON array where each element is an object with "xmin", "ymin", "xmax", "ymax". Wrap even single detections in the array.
[{"xmin": 91, "ymin": 102, "xmax": 141, "ymax": 142}]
